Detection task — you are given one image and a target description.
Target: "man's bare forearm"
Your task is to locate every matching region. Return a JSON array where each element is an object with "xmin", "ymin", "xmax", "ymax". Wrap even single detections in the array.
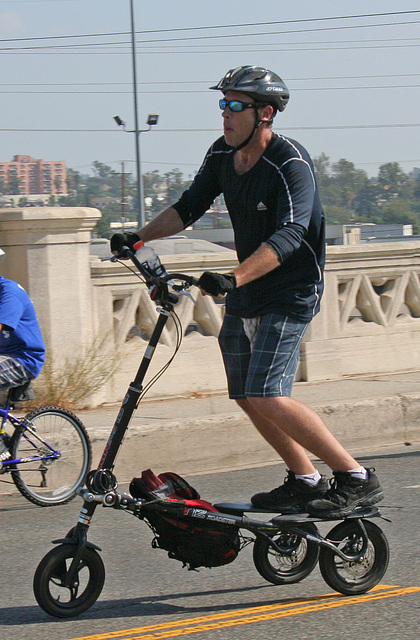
[
  {"xmin": 138, "ymin": 207, "xmax": 185, "ymax": 242},
  {"xmin": 233, "ymin": 243, "xmax": 280, "ymax": 287}
]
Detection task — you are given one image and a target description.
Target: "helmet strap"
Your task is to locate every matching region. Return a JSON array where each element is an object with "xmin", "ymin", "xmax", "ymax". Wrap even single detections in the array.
[
  {"xmin": 232, "ymin": 108, "xmax": 263, "ymax": 152},
  {"xmin": 232, "ymin": 102, "xmax": 274, "ymax": 151}
]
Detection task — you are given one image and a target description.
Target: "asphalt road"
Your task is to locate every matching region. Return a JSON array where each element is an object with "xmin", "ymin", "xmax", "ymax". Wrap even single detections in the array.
[{"xmin": 1, "ymin": 443, "xmax": 419, "ymax": 640}]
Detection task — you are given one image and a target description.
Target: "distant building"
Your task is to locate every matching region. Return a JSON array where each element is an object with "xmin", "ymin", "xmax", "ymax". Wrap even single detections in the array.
[
  {"xmin": 0, "ymin": 155, "xmax": 67, "ymax": 196},
  {"xmin": 326, "ymin": 223, "xmax": 415, "ymax": 245}
]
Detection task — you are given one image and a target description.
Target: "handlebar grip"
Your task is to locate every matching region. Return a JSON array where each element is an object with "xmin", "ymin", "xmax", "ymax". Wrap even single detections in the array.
[
  {"xmin": 164, "ymin": 273, "xmax": 200, "ymax": 287},
  {"xmin": 111, "ymin": 245, "xmax": 135, "ymax": 261}
]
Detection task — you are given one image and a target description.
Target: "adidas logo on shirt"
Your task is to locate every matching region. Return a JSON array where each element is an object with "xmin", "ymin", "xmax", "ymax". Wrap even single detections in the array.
[{"xmin": 257, "ymin": 201, "xmax": 267, "ymax": 211}]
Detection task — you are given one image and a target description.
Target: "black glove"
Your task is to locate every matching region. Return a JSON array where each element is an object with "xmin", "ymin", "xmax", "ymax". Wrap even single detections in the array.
[
  {"xmin": 198, "ymin": 272, "xmax": 236, "ymax": 297},
  {"xmin": 110, "ymin": 232, "xmax": 141, "ymax": 255}
]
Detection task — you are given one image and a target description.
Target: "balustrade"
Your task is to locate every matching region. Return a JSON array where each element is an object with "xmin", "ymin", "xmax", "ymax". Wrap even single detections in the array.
[
  {"xmin": 2, "ymin": 206, "xmax": 419, "ymax": 406},
  {"xmin": 91, "ymin": 241, "xmax": 420, "ymax": 384}
]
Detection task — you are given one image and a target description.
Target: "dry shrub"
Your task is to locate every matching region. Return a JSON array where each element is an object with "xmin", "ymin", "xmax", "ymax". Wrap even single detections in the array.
[{"xmin": 29, "ymin": 333, "xmax": 119, "ymax": 410}]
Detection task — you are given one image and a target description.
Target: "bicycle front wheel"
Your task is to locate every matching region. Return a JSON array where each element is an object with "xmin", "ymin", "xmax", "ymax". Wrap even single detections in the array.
[
  {"xmin": 10, "ymin": 405, "xmax": 92, "ymax": 507},
  {"xmin": 34, "ymin": 543, "xmax": 105, "ymax": 617}
]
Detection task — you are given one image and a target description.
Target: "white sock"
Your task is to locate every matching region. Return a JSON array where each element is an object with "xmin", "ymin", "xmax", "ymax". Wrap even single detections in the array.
[
  {"xmin": 295, "ymin": 470, "xmax": 322, "ymax": 486},
  {"xmin": 347, "ymin": 466, "xmax": 368, "ymax": 480}
]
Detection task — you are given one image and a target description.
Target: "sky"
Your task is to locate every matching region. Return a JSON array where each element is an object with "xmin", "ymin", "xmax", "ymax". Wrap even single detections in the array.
[{"xmin": 0, "ymin": 0, "xmax": 419, "ymax": 180}]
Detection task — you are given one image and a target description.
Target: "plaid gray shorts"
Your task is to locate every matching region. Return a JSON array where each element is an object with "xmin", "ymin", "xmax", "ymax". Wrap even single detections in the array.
[
  {"xmin": 218, "ymin": 313, "xmax": 309, "ymax": 399},
  {"xmin": 0, "ymin": 355, "xmax": 32, "ymax": 391}
]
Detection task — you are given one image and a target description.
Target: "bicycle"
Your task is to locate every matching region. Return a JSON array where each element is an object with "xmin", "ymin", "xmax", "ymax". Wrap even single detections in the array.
[
  {"xmin": 33, "ymin": 247, "xmax": 390, "ymax": 618},
  {"xmin": 0, "ymin": 383, "xmax": 92, "ymax": 506}
]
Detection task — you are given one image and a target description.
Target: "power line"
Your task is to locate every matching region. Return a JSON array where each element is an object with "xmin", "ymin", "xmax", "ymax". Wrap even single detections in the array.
[
  {"xmin": 135, "ymin": 35, "xmax": 420, "ymax": 51},
  {"xmin": 1, "ymin": 84, "xmax": 419, "ymax": 94},
  {"xmin": 2, "ymin": 21, "xmax": 419, "ymax": 53},
  {"xmin": 2, "ymin": 73, "xmax": 419, "ymax": 87},
  {"xmin": 0, "ymin": 0, "xmax": 73, "ymax": 3},
  {"xmin": 0, "ymin": 10, "xmax": 419, "ymax": 44},
  {"xmin": 137, "ymin": 35, "xmax": 420, "ymax": 50},
  {"xmin": 4, "ymin": 39, "xmax": 419, "ymax": 55},
  {"xmin": 1, "ymin": 124, "xmax": 419, "ymax": 133},
  {"xmin": 4, "ymin": 43, "xmax": 420, "ymax": 56}
]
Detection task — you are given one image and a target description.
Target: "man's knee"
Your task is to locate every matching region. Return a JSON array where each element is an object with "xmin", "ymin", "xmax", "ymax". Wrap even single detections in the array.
[
  {"xmin": 236, "ymin": 396, "xmax": 284, "ymax": 416},
  {"xmin": 244, "ymin": 395, "xmax": 292, "ymax": 414},
  {"xmin": 235, "ymin": 398, "xmax": 249, "ymax": 411}
]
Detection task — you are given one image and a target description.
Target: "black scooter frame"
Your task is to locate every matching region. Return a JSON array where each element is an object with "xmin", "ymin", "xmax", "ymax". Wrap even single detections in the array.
[
  {"xmin": 58, "ymin": 250, "xmax": 185, "ymax": 588},
  {"xmin": 42, "ymin": 248, "xmax": 389, "ymax": 596}
]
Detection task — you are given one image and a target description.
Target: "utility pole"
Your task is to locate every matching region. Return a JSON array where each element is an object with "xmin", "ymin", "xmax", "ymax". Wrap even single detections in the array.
[
  {"xmin": 129, "ymin": 0, "xmax": 144, "ymax": 228},
  {"xmin": 121, "ymin": 162, "xmax": 127, "ymax": 232},
  {"xmin": 114, "ymin": 2, "xmax": 159, "ymax": 227}
]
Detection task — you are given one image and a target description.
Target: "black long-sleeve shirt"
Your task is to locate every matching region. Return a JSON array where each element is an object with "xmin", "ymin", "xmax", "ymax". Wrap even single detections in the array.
[{"xmin": 173, "ymin": 133, "xmax": 325, "ymax": 320}]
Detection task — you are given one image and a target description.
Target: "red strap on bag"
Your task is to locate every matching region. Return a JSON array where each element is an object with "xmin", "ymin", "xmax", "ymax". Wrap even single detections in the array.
[
  {"xmin": 139, "ymin": 469, "xmax": 201, "ymax": 500},
  {"xmin": 140, "ymin": 468, "xmax": 163, "ymax": 491}
]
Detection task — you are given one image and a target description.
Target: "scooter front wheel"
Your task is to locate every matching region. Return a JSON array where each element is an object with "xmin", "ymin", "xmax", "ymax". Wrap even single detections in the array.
[
  {"xmin": 253, "ymin": 523, "xmax": 320, "ymax": 585},
  {"xmin": 319, "ymin": 519, "xmax": 389, "ymax": 595},
  {"xmin": 33, "ymin": 544, "xmax": 105, "ymax": 617}
]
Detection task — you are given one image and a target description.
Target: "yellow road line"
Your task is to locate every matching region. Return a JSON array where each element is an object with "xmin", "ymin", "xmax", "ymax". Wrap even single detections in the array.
[
  {"xmin": 67, "ymin": 591, "xmax": 342, "ymax": 640},
  {"xmin": 67, "ymin": 585, "xmax": 420, "ymax": 640}
]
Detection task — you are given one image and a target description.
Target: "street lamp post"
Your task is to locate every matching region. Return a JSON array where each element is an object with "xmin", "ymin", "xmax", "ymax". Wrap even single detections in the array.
[
  {"xmin": 114, "ymin": 0, "xmax": 159, "ymax": 228},
  {"xmin": 114, "ymin": 114, "xmax": 159, "ymax": 228},
  {"xmin": 129, "ymin": 0, "xmax": 142, "ymax": 227}
]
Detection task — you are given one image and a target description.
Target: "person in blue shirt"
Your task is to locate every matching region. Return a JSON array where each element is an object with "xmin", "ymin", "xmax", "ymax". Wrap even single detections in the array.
[
  {"xmin": 110, "ymin": 66, "xmax": 383, "ymax": 518},
  {"xmin": 0, "ymin": 249, "xmax": 45, "ymax": 460}
]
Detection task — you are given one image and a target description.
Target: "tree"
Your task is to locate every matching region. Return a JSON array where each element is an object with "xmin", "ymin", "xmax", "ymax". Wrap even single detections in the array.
[
  {"xmin": 330, "ymin": 159, "xmax": 369, "ymax": 210},
  {"xmin": 7, "ymin": 174, "xmax": 21, "ymax": 195},
  {"xmin": 58, "ymin": 157, "xmax": 420, "ymax": 236},
  {"xmin": 143, "ymin": 170, "xmax": 166, "ymax": 219},
  {"xmin": 323, "ymin": 205, "xmax": 353, "ymax": 225},
  {"xmin": 381, "ymin": 198, "xmax": 419, "ymax": 231},
  {"xmin": 66, "ymin": 168, "xmax": 83, "ymax": 193},
  {"xmin": 412, "ymin": 172, "xmax": 420, "ymax": 201},
  {"xmin": 377, "ymin": 162, "xmax": 413, "ymax": 204},
  {"xmin": 164, "ymin": 168, "xmax": 188, "ymax": 207},
  {"xmin": 352, "ymin": 183, "xmax": 382, "ymax": 220},
  {"xmin": 92, "ymin": 161, "xmax": 117, "ymax": 180},
  {"xmin": 143, "ymin": 168, "xmax": 192, "ymax": 220},
  {"xmin": 377, "ymin": 162, "xmax": 407, "ymax": 190},
  {"xmin": 313, "ymin": 153, "xmax": 331, "ymax": 192},
  {"xmin": 54, "ymin": 175, "xmax": 62, "ymax": 194}
]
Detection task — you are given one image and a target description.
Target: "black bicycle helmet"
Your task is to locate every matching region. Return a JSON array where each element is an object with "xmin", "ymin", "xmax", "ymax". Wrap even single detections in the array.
[{"xmin": 210, "ymin": 65, "xmax": 289, "ymax": 113}]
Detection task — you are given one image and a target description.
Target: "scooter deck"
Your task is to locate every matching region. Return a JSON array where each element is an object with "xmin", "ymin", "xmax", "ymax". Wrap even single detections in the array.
[{"xmin": 214, "ymin": 502, "xmax": 382, "ymax": 522}]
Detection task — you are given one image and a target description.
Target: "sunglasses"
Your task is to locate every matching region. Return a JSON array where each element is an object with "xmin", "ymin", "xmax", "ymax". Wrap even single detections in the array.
[{"xmin": 219, "ymin": 98, "xmax": 257, "ymax": 112}]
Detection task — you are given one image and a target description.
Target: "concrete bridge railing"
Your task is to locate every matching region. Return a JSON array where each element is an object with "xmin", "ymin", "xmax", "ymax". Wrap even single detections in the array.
[{"xmin": 1, "ymin": 207, "xmax": 420, "ymax": 405}]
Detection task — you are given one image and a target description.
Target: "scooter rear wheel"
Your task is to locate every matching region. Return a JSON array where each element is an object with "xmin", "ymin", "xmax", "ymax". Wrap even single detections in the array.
[
  {"xmin": 253, "ymin": 523, "xmax": 320, "ymax": 585},
  {"xmin": 33, "ymin": 544, "xmax": 105, "ymax": 617},
  {"xmin": 319, "ymin": 519, "xmax": 389, "ymax": 595}
]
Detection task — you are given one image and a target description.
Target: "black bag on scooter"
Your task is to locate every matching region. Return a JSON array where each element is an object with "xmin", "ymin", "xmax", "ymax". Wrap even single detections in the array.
[{"xmin": 129, "ymin": 469, "xmax": 240, "ymax": 570}]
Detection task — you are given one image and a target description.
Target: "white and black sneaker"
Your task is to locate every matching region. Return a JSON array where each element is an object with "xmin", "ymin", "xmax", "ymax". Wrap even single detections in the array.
[
  {"xmin": 306, "ymin": 468, "xmax": 384, "ymax": 519},
  {"xmin": 251, "ymin": 470, "xmax": 329, "ymax": 513},
  {"xmin": 0, "ymin": 436, "xmax": 10, "ymax": 462}
]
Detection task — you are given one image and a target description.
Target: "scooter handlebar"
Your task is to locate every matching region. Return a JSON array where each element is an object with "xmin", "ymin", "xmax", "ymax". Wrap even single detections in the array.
[{"xmin": 106, "ymin": 247, "xmax": 200, "ymax": 301}]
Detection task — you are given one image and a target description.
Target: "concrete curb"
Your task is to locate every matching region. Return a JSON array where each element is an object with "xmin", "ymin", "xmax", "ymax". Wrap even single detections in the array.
[
  {"xmin": 95, "ymin": 392, "xmax": 420, "ymax": 482},
  {"xmin": 1, "ymin": 389, "xmax": 419, "ymax": 498}
]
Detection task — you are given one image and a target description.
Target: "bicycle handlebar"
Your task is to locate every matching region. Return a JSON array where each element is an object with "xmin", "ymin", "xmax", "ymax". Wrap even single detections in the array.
[{"xmin": 106, "ymin": 247, "xmax": 200, "ymax": 307}]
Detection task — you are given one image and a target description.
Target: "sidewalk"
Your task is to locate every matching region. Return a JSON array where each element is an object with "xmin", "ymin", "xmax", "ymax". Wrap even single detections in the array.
[
  {"xmin": 1, "ymin": 371, "xmax": 419, "ymax": 498},
  {"xmin": 75, "ymin": 370, "xmax": 420, "ymax": 482}
]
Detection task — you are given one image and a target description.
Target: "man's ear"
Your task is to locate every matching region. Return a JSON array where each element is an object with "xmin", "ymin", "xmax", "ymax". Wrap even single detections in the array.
[{"xmin": 259, "ymin": 104, "xmax": 274, "ymax": 122}]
